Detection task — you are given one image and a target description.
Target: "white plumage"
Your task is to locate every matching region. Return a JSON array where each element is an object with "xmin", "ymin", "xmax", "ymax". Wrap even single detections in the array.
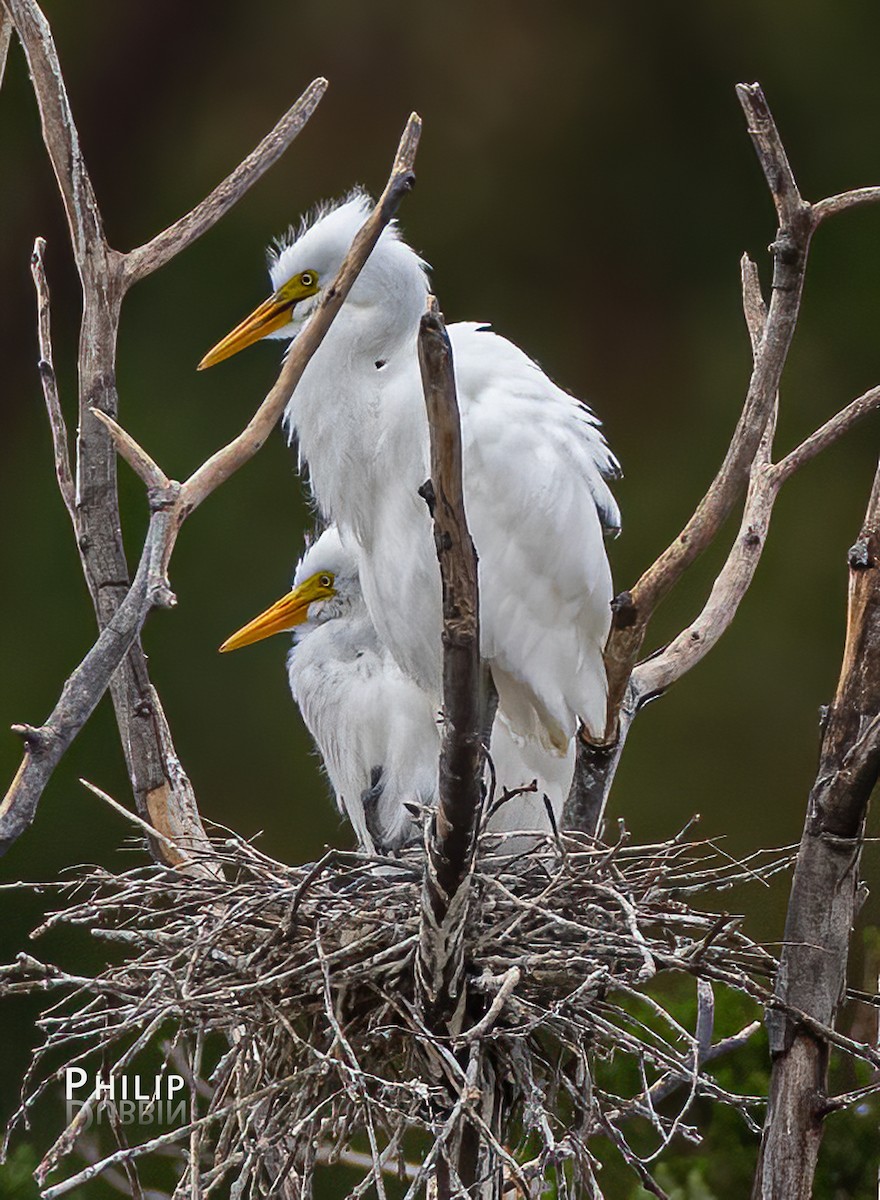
[
  {"xmin": 267, "ymin": 194, "xmax": 619, "ymax": 753},
  {"xmin": 285, "ymin": 528, "xmax": 439, "ymax": 853},
  {"xmin": 204, "ymin": 189, "xmax": 619, "ymax": 798},
  {"xmin": 222, "ymin": 527, "xmax": 575, "ymax": 853}
]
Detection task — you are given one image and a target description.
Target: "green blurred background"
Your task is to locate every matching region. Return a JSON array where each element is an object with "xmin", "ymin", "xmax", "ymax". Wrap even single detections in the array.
[{"xmin": 2, "ymin": 0, "xmax": 880, "ymax": 1193}]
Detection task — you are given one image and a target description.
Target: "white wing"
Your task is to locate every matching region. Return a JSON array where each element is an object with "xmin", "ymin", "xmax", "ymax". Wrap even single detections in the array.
[
  {"xmin": 288, "ymin": 615, "xmax": 439, "ymax": 851},
  {"xmin": 452, "ymin": 323, "xmax": 618, "ymax": 750}
]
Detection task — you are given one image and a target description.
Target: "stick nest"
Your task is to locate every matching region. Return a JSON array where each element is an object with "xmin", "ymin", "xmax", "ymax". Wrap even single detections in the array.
[{"xmin": 4, "ymin": 828, "xmax": 792, "ymax": 1199}]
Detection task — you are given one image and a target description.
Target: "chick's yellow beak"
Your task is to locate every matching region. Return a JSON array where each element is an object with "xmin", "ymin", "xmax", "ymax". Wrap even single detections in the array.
[
  {"xmin": 219, "ymin": 587, "xmax": 313, "ymax": 653},
  {"xmin": 198, "ymin": 276, "xmax": 318, "ymax": 371}
]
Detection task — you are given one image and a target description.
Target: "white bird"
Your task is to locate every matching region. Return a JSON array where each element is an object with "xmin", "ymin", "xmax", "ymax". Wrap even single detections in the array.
[
  {"xmin": 201, "ymin": 191, "xmax": 619, "ymax": 761},
  {"xmin": 220, "ymin": 527, "xmax": 574, "ymax": 853}
]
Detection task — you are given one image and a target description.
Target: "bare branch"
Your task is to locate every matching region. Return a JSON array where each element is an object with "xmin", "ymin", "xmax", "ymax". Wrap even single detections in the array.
[
  {"xmin": 123, "ymin": 79, "xmax": 328, "ymax": 286},
  {"xmin": 89, "ymin": 409, "xmax": 170, "ymax": 493},
  {"xmin": 30, "ymin": 237, "xmax": 76, "ymax": 526},
  {"xmin": 812, "ymin": 187, "xmax": 880, "ymax": 225},
  {"xmin": 735, "ymin": 82, "xmax": 804, "ymax": 226},
  {"xmin": 79, "ymin": 777, "xmax": 190, "ymax": 864},
  {"xmin": 0, "ymin": 8, "xmax": 12, "ymax": 88},
  {"xmin": 415, "ymin": 301, "xmax": 482, "ymax": 1034},
  {"xmin": 180, "ymin": 112, "xmax": 421, "ymax": 513},
  {"xmin": 774, "ymin": 384, "xmax": 880, "ymax": 485},
  {"xmin": 4, "ymin": 0, "xmax": 108, "ymax": 265},
  {"xmin": 0, "ymin": 515, "xmax": 167, "ymax": 854},
  {"xmin": 740, "ymin": 253, "xmax": 767, "ymax": 353},
  {"xmin": 753, "ymin": 458, "xmax": 880, "ymax": 1198}
]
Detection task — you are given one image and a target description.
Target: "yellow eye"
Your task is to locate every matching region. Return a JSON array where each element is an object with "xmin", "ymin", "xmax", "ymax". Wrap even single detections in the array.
[
  {"xmin": 318, "ymin": 573, "xmax": 333, "ymax": 588},
  {"xmin": 300, "ymin": 271, "xmax": 316, "ymax": 288}
]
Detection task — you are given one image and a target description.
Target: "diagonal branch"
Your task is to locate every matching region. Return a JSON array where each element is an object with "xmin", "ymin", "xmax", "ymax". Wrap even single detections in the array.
[
  {"xmin": 0, "ymin": 8, "xmax": 11, "ymax": 88},
  {"xmin": 0, "ymin": 512, "xmax": 170, "ymax": 855},
  {"xmin": 0, "ymin": 115, "xmax": 422, "ymax": 858},
  {"xmin": 3, "ymin": 0, "xmax": 108, "ymax": 265},
  {"xmin": 180, "ymin": 113, "xmax": 421, "ymax": 513},
  {"xmin": 813, "ymin": 187, "xmax": 880, "ymax": 224},
  {"xmin": 123, "ymin": 78, "xmax": 328, "ymax": 286}
]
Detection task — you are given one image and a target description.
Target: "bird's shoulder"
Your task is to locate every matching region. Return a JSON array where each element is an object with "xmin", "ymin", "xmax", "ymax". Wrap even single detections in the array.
[{"xmin": 447, "ymin": 322, "xmax": 621, "ymax": 536}]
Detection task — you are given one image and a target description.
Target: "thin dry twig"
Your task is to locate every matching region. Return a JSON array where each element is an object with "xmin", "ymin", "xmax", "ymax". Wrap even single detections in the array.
[
  {"xmin": 30, "ymin": 237, "xmax": 76, "ymax": 526},
  {"xmin": 123, "ymin": 79, "xmax": 328, "ymax": 285},
  {"xmin": 3, "ymin": 830, "xmax": 804, "ymax": 1198}
]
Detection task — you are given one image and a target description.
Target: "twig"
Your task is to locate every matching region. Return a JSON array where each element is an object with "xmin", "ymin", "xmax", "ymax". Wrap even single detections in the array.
[
  {"xmin": 812, "ymin": 187, "xmax": 880, "ymax": 224},
  {"xmin": 123, "ymin": 79, "xmax": 328, "ymax": 284},
  {"xmin": 79, "ymin": 778, "xmax": 189, "ymax": 863},
  {"xmin": 0, "ymin": 518, "xmax": 164, "ymax": 853},
  {"xmin": 29, "ymin": 236, "xmax": 76, "ymax": 527},
  {"xmin": 89, "ymin": 410, "xmax": 170, "ymax": 492},
  {"xmin": 774, "ymin": 384, "xmax": 880, "ymax": 485}
]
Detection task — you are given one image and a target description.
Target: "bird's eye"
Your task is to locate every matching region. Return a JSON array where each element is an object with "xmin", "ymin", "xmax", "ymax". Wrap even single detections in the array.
[
  {"xmin": 300, "ymin": 272, "xmax": 315, "ymax": 288},
  {"xmin": 319, "ymin": 574, "xmax": 333, "ymax": 588}
]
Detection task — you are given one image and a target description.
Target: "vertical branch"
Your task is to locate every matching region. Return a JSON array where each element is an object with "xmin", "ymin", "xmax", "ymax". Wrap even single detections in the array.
[
  {"xmin": 415, "ymin": 302, "xmax": 482, "ymax": 1029},
  {"xmin": 752, "ymin": 460, "xmax": 880, "ymax": 1199}
]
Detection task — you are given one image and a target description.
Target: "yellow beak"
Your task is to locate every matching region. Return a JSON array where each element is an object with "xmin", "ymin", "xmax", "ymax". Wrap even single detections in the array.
[
  {"xmin": 219, "ymin": 587, "xmax": 313, "ymax": 653},
  {"xmin": 198, "ymin": 276, "xmax": 319, "ymax": 370},
  {"xmin": 198, "ymin": 296, "xmax": 294, "ymax": 371}
]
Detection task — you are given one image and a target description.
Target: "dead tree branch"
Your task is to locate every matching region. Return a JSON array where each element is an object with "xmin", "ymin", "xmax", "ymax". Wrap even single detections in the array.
[
  {"xmin": 415, "ymin": 301, "xmax": 484, "ymax": 1190},
  {"xmin": 123, "ymin": 79, "xmax": 328, "ymax": 285},
  {"xmin": 415, "ymin": 301, "xmax": 482, "ymax": 1025},
  {"xmin": 0, "ymin": 113, "xmax": 422, "ymax": 857},
  {"xmin": 752, "ymin": 459, "xmax": 880, "ymax": 1199},
  {"xmin": 565, "ymin": 82, "xmax": 880, "ymax": 836},
  {"xmin": 0, "ymin": 9, "xmax": 11, "ymax": 87},
  {"xmin": 30, "ymin": 237, "xmax": 75, "ymax": 527},
  {"xmin": 1, "ymin": 0, "xmax": 328, "ymax": 861},
  {"xmin": 0, "ymin": 512, "xmax": 171, "ymax": 855}
]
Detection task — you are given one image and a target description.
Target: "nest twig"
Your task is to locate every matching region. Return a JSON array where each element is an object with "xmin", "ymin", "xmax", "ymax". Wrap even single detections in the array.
[{"xmin": 0, "ymin": 825, "xmax": 819, "ymax": 1198}]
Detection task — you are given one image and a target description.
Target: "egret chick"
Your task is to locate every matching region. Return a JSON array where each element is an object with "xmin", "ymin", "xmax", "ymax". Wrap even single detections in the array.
[
  {"xmin": 221, "ymin": 527, "xmax": 436, "ymax": 854},
  {"xmin": 221, "ymin": 528, "xmax": 574, "ymax": 853}
]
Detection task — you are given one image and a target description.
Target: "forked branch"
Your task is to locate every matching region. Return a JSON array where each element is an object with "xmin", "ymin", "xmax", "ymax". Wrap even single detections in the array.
[
  {"xmin": 0, "ymin": 114, "xmax": 422, "ymax": 855},
  {"xmin": 2, "ymin": 0, "xmax": 329, "ymax": 862},
  {"xmin": 566, "ymin": 82, "xmax": 880, "ymax": 835}
]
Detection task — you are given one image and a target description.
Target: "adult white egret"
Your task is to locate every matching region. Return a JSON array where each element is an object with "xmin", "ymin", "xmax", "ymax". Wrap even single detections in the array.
[
  {"xmin": 202, "ymin": 192, "xmax": 620, "ymax": 757},
  {"xmin": 220, "ymin": 528, "xmax": 573, "ymax": 853}
]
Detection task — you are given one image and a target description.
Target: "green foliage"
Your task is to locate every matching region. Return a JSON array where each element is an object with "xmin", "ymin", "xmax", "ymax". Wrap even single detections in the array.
[
  {"xmin": 603, "ymin": 982, "xmax": 879, "ymax": 1199},
  {"xmin": 0, "ymin": 1144, "xmax": 84, "ymax": 1200}
]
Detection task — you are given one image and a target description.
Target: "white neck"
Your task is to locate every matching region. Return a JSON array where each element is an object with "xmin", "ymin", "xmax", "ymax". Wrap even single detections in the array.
[{"xmin": 285, "ymin": 262, "xmax": 429, "ymax": 543}]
